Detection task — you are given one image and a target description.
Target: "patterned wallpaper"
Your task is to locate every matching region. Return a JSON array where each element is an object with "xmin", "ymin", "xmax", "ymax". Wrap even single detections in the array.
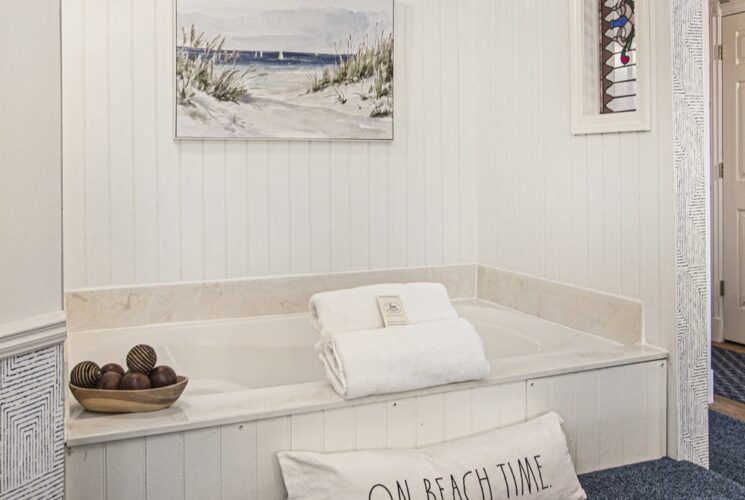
[
  {"xmin": 671, "ymin": 0, "xmax": 709, "ymax": 466},
  {"xmin": 0, "ymin": 345, "xmax": 64, "ymax": 499}
]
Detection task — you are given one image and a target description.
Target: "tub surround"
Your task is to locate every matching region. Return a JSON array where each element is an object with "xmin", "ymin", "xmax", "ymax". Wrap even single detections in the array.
[
  {"xmin": 65, "ymin": 300, "xmax": 666, "ymax": 447},
  {"xmin": 65, "ymin": 264, "xmax": 477, "ymax": 333},
  {"xmin": 66, "ymin": 342, "xmax": 666, "ymax": 448},
  {"xmin": 478, "ymin": 265, "xmax": 644, "ymax": 346},
  {"xmin": 65, "ymin": 264, "xmax": 644, "ymax": 345}
]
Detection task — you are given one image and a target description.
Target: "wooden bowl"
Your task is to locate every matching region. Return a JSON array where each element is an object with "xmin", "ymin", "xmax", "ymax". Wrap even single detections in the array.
[{"xmin": 69, "ymin": 376, "xmax": 189, "ymax": 413}]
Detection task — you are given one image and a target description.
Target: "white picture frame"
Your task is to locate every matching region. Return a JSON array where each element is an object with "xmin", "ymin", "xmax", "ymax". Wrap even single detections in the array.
[
  {"xmin": 173, "ymin": 0, "xmax": 395, "ymax": 141},
  {"xmin": 570, "ymin": 0, "xmax": 652, "ymax": 135}
]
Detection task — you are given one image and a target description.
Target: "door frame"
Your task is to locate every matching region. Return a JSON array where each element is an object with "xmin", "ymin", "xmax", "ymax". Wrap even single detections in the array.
[
  {"xmin": 709, "ymin": 0, "xmax": 745, "ymax": 344},
  {"xmin": 705, "ymin": 0, "xmax": 745, "ymax": 345}
]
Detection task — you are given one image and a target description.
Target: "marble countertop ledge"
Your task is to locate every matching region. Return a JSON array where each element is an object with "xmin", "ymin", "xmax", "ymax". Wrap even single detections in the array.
[{"xmin": 66, "ymin": 343, "xmax": 667, "ymax": 447}]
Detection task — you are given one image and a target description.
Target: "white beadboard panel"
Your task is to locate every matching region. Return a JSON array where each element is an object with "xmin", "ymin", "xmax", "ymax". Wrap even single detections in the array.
[
  {"xmin": 65, "ymin": 443, "xmax": 105, "ymax": 500},
  {"xmin": 527, "ymin": 361, "xmax": 667, "ymax": 475},
  {"xmin": 220, "ymin": 422, "xmax": 257, "ymax": 500},
  {"xmin": 145, "ymin": 433, "xmax": 184, "ymax": 500},
  {"xmin": 184, "ymin": 427, "xmax": 220, "ymax": 500},
  {"xmin": 62, "ymin": 0, "xmax": 482, "ymax": 290},
  {"xmin": 290, "ymin": 412, "xmax": 324, "ymax": 452},
  {"xmin": 67, "ymin": 364, "xmax": 666, "ymax": 497},
  {"xmin": 255, "ymin": 417, "xmax": 290, "ymax": 500},
  {"xmin": 355, "ymin": 403, "xmax": 389, "ymax": 449},
  {"xmin": 475, "ymin": 0, "xmax": 675, "ymax": 352},
  {"xmin": 105, "ymin": 438, "xmax": 145, "ymax": 500},
  {"xmin": 323, "ymin": 407, "xmax": 357, "ymax": 452}
]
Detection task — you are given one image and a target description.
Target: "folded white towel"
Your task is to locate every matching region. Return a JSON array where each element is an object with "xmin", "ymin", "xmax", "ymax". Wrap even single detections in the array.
[
  {"xmin": 309, "ymin": 282, "xmax": 458, "ymax": 335},
  {"xmin": 315, "ymin": 318, "xmax": 490, "ymax": 400}
]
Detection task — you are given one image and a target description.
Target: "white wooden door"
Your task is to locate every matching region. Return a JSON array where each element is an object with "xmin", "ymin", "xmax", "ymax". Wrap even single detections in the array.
[{"xmin": 723, "ymin": 12, "xmax": 745, "ymax": 343}]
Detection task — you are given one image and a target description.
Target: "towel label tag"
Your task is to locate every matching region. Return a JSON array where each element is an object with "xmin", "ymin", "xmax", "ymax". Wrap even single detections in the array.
[{"xmin": 377, "ymin": 296, "xmax": 409, "ymax": 327}]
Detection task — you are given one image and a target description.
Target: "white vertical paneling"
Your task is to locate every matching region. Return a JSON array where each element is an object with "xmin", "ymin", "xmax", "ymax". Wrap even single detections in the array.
[
  {"xmin": 527, "ymin": 362, "xmax": 666, "ymax": 475},
  {"xmin": 473, "ymin": 0, "xmax": 675, "ymax": 367},
  {"xmin": 369, "ymin": 142, "xmax": 390, "ymax": 270},
  {"xmin": 586, "ymin": 135, "xmax": 605, "ymax": 292},
  {"xmin": 184, "ymin": 427, "xmax": 220, "ymax": 500},
  {"xmin": 415, "ymin": 394, "xmax": 444, "ymax": 446},
  {"xmin": 423, "ymin": 0, "xmax": 444, "ymax": 266},
  {"xmin": 83, "ymin": 0, "xmax": 111, "ymax": 286},
  {"xmin": 246, "ymin": 143, "xmax": 270, "ymax": 276},
  {"xmin": 289, "ymin": 142, "xmax": 311, "ymax": 274},
  {"xmin": 386, "ymin": 1, "xmax": 408, "ymax": 269},
  {"xmin": 225, "ymin": 142, "xmax": 249, "ymax": 277},
  {"xmin": 472, "ymin": 384, "xmax": 501, "ymax": 432},
  {"xmin": 456, "ymin": 0, "xmax": 479, "ymax": 265},
  {"xmin": 597, "ymin": 366, "xmax": 625, "ymax": 470},
  {"xmin": 553, "ymin": 375, "xmax": 579, "ymax": 464},
  {"xmin": 444, "ymin": 389, "xmax": 472, "ymax": 439},
  {"xmin": 323, "ymin": 407, "xmax": 357, "ymax": 452},
  {"xmin": 268, "ymin": 142, "xmax": 291, "ymax": 274},
  {"xmin": 386, "ymin": 399, "xmax": 416, "ymax": 448},
  {"xmin": 204, "ymin": 141, "xmax": 227, "ymax": 280},
  {"xmin": 621, "ymin": 134, "xmax": 641, "ymax": 298},
  {"xmin": 68, "ymin": 364, "xmax": 665, "ymax": 495},
  {"xmin": 355, "ymin": 403, "xmax": 388, "ymax": 449},
  {"xmin": 329, "ymin": 143, "xmax": 352, "ymax": 272},
  {"xmin": 105, "ymin": 439, "xmax": 145, "ymax": 500},
  {"xmin": 61, "ymin": 0, "xmax": 86, "ymax": 290},
  {"xmin": 64, "ymin": 0, "xmax": 479, "ymax": 290},
  {"xmin": 146, "ymin": 433, "xmax": 184, "ymax": 500},
  {"xmin": 132, "ymin": 0, "xmax": 159, "ymax": 284},
  {"xmin": 291, "ymin": 412, "xmax": 324, "ymax": 452},
  {"xmin": 575, "ymin": 370, "xmax": 601, "ymax": 474},
  {"xmin": 255, "ymin": 417, "xmax": 290, "ymax": 500},
  {"xmin": 108, "ymin": 0, "xmax": 135, "ymax": 285},
  {"xmin": 646, "ymin": 361, "xmax": 668, "ymax": 458},
  {"xmin": 66, "ymin": 444, "xmax": 105, "ymax": 500},
  {"xmin": 180, "ymin": 141, "xmax": 205, "ymax": 281},
  {"xmin": 405, "ymin": 0, "xmax": 426, "ymax": 267},
  {"xmin": 622, "ymin": 364, "xmax": 647, "ymax": 464},
  {"xmin": 349, "ymin": 143, "xmax": 370, "ymax": 270},
  {"xmin": 155, "ymin": 0, "xmax": 181, "ymax": 283},
  {"xmin": 602, "ymin": 133, "xmax": 623, "ymax": 294},
  {"xmin": 221, "ymin": 422, "xmax": 257, "ymax": 500},
  {"xmin": 309, "ymin": 142, "xmax": 331, "ymax": 273},
  {"xmin": 440, "ymin": 0, "xmax": 461, "ymax": 265}
]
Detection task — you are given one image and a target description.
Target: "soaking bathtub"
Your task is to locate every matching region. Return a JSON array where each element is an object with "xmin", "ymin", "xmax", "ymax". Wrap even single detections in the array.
[{"xmin": 65, "ymin": 299, "xmax": 668, "ymax": 500}]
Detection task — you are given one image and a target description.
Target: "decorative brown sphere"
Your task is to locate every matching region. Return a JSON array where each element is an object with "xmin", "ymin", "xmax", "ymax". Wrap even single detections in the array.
[
  {"xmin": 119, "ymin": 372, "xmax": 152, "ymax": 390},
  {"xmin": 101, "ymin": 363, "xmax": 125, "ymax": 376},
  {"xmin": 96, "ymin": 371, "xmax": 122, "ymax": 390},
  {"xmin": 149, "ymin": 366, "xmax": 178, "ymax": 388},
  {"xmin": 70, "ymin": 361, "xmax": 101, "ymax": 388},
  {"xmin": 126, "ymin": 345, "xmax": 157, "ymax": 374}
]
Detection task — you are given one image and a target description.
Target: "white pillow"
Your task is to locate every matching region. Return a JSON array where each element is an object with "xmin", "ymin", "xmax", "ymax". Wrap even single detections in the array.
[{"xmin": 278, "ymin": 411, "xmax": 586, "ymax": 500}]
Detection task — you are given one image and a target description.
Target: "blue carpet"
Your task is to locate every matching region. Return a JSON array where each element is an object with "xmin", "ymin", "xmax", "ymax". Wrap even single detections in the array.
[
  {"xmin": 712, "ymin": 346, "xmax": 745, "ymax": 404},
  {"xmin": 579, "ymin": 457, "xmax": 745, "ymax": 499},
  {"xmin": 710, "ymin": 409, "xmax": 745, "ymax": 487}
]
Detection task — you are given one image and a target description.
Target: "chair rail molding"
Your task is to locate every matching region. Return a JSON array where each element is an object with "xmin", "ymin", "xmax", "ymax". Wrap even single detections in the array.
[{"xmin": 0, "ymin": 312, "xmax": 67, "ymax": 359}]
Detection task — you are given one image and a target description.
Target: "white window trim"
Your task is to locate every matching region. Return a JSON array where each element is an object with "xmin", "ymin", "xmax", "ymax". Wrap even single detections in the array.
[{"xmin": 570, "ymin": 0, "xmax": 652, "ymax": 135}]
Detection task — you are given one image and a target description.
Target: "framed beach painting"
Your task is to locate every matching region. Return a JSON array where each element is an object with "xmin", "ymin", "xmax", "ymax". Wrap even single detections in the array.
[{"xmin": 175, "ymin": 0, "xmax": 394, "ymax": 141}]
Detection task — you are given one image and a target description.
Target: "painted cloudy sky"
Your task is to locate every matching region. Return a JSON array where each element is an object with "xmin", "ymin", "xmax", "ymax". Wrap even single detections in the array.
[{"xmin": 177, "ymin": 0, "xmax": 393, "ymax": 54}]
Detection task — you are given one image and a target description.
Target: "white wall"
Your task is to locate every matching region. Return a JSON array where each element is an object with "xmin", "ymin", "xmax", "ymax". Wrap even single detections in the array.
[
  {"xmin": 0, "ymin": 0, "xmax": 63, "ymax": 323},
  {"xmin": 476, "ymin": 0, "xmax": 675, "ymax": 350},
  {"xmin": 475, "ymin": 0, "xmax": 677, "ymax": 453},
  {"xmin": 61, "ymin": 0, "xmax": 484, "ymax": 290}
]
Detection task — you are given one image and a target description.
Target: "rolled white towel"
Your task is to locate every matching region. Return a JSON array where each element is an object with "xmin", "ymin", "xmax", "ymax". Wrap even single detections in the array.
[
  {"xmin": 309, "ymin": 282, "xmax": 458, "ymax": 334},
  {"xmin": 315, "ymin": 318, "xmax": 490, "ymax": 400}
]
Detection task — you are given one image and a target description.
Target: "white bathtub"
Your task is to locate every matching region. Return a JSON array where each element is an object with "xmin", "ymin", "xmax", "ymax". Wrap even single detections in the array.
[
  {"xmin": 65, "ymin": 299, "xmax": 668, "ymax": 500},
  {"xmin": 68, "ymin": 300, "xmax": 621, "ymax": 396}
]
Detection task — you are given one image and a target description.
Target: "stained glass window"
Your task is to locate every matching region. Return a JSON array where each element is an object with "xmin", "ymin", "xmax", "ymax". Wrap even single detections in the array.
[{"xmin": 599, "ymin": 0, "xmax": 636, "ymax": 114}]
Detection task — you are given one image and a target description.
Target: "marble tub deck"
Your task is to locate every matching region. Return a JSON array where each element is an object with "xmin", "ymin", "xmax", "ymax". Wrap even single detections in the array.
[{"xmin": 66, "ymin": 326, "xmax": 666, "ymax": 447}]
